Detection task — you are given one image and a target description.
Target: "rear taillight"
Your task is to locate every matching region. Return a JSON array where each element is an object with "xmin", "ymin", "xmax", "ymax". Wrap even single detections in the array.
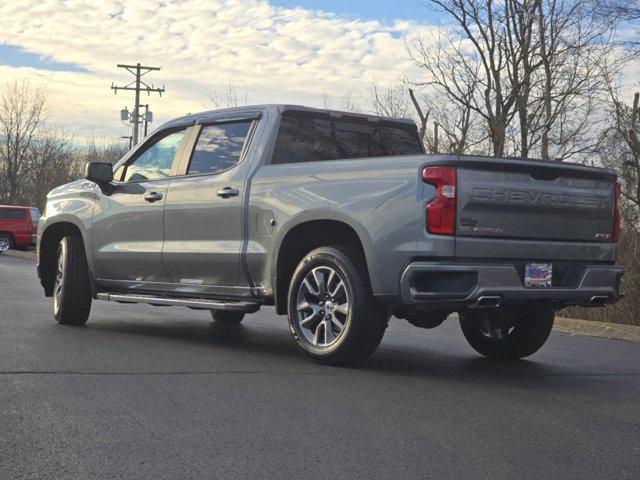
[
  {"xmin": 613, "ymin": 181, "xmax": 621, "ymax": 242},
  {"xmin": 422, "ymin": 166, "xmax": 457, "ymax": 235}
]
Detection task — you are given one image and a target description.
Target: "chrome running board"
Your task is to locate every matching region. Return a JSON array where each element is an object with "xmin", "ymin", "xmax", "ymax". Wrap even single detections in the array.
[{"xmin": 96, "ymin": 293, "xmax": 260, "ymax": 313}]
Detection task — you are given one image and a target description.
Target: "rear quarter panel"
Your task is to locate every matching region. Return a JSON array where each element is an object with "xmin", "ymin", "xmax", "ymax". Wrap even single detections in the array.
[{"xmin": 248, "ymin": 155, "xmax": 454, "ymax": 297}]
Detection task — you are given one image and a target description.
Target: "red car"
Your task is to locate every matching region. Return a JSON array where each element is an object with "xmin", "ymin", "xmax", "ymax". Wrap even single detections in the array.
[{"xmin": 0, "ymin": 205, "xmax": 41, "ymax": 253}]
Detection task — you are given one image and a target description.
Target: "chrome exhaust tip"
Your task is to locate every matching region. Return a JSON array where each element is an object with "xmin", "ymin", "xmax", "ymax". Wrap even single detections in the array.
[
  {"xmin": 588, "ymin": 295, "xmax": 609, "ymax": 308},
  {"xmin": 475, "ymin": 296, "xmax": 502, "ymax": 309}
]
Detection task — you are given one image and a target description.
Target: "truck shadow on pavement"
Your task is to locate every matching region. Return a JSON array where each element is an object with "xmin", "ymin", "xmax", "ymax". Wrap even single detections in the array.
[
  {"xmin": 82, "ymin": 316, "xmax": 612, "ymax": 390},
  {"xmin": 87, "ymin": 317, "xmax": 304, "ymax": 360}
]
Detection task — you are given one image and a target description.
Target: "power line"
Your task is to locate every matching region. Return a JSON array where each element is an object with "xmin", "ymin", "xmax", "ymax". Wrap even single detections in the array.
[{"xmin": 111, "ymin": 63, "xmax": 165, "ymax": 145}]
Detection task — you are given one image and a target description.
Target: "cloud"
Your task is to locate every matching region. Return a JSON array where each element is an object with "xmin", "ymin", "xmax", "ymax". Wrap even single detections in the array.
[
  {"xmin": 0, "ymin": 0, "xmax": 427, "ymax": 138},
  {"xmin": 1, "ymin": 0, "xmax": 634, "ymax": 143}
]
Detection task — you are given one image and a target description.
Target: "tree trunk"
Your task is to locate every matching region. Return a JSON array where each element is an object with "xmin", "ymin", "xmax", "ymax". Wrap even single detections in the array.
[{"xmin": 537, "ymin": 0, "xmax": 553, "ymax": 161}]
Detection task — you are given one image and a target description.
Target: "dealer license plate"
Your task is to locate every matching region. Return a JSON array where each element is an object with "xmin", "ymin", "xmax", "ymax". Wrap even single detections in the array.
[{"xmin": 525, "ymin": 262, "xmax": 552, "ymax": 287}]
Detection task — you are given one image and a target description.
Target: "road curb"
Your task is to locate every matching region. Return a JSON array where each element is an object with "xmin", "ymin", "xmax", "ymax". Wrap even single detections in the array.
[
  {"xmin": 554, "ymin": 317, "xmax": 640, "ymax": 343},
  {"xmin": 1, "ymin": 249, "xmax": 37, "ymax": 260}
]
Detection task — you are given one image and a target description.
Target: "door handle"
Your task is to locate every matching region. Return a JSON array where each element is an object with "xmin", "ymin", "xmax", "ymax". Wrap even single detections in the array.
[
  {"xmin": 144, "ymin": 191, "xmax": 163, "ymax": 203},
  {"xmin": 217, "ymin": 187, "xmax": 240, "ymax": 198}
]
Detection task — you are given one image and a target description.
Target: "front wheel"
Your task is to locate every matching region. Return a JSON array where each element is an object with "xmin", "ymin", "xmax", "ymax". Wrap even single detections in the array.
[
  {"xmin": 53, "ymin": 235, "xmax": 92, "ymax": 326},
  {"xmin": 459, "ymin": 309, "xmax": 555, "ymax": 360},
  {"xmin": 287, "ymin": 246, "xmax": 389, "ymax": 366}
]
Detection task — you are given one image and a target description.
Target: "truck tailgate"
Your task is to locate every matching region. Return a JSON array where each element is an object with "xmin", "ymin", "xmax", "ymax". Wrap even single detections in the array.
[{"xmin": 455, "ymin": 157, "xmax": 616, "ymax": 243}]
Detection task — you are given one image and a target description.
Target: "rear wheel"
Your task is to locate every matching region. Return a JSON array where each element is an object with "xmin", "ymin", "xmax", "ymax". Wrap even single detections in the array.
[
  {"xmin": 287, "ymin": 246, "xmax": 389, "ymax": 366},
  {"xmin": 0, "ymin": 233, "xmax": 13, "ymax": 253},
  {"xmin": 459, "ymin": 309, "xmax": 555, "ymax": 360},
  {"xmin": 210, "ymin": 310, "xmax": 245, "ymax": 324},
  {"xmin": 53, "ymin": 235, "xmax": 92, "ymax": 326}
]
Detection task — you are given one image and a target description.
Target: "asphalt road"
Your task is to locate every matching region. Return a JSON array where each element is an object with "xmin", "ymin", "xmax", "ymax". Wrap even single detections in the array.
[{"xmin": 1, "ymin": 254, "xmax": 639, "ymax": 480}]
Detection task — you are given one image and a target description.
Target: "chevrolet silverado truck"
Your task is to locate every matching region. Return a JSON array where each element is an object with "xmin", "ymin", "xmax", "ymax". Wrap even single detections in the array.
[{"xmin": 37, "ymin": 105, "xmax": 623, "ymax": 365}]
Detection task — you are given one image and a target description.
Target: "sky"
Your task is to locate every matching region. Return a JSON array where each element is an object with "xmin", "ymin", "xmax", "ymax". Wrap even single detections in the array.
[
  {"xmin": 268, "ymin": 0, "xmax": 438, "ymax": 22},
  {"xmin": 0, "ymin": 0, "xmax": 443, "ymax": 141},
  {"xmin": 0, "ymin": 0, "xmax": 636, "ymax": 143}
]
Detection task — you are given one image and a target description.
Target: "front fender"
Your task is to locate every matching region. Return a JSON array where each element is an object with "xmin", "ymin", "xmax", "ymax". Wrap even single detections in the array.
[{"xmin": 38, "ymin": 182, "xmax": 97, "ymax": 274}]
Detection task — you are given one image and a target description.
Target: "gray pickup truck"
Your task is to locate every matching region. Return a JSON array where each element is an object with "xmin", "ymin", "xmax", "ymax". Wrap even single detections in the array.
[{"xmin": 37, "ymin": 105, "xmax": 623, "ymax": 365}]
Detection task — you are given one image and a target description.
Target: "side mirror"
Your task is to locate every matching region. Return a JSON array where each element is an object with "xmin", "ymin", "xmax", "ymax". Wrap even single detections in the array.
[{"xmin": 84, "ymin": 162, "xmax": 113, "ymax": 185}]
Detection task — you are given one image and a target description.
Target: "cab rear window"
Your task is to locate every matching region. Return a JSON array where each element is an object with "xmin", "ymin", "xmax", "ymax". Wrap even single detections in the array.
[{"xmin": 271, "ymin": 111, "xmax": 423, "ymax": 165}]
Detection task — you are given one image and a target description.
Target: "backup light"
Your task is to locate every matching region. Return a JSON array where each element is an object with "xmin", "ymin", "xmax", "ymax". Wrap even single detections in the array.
[{"xmin": 422, "ymin": 166, "xmax": 457, "ymax": 235}]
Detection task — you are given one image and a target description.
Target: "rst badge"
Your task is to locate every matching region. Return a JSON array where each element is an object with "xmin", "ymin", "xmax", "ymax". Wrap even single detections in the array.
[{"xmin": 595, "ymin": 233, "xmax": 611, "ymax": 240}]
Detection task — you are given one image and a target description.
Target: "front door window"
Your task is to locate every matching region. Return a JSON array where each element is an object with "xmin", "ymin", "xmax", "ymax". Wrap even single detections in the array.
[{"xmin": 123, "ymin": 129, "xmax": 186, "ymax": 182}]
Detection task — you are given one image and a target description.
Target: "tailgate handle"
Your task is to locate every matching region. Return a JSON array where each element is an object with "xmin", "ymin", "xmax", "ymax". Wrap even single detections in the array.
[{"xmin": 530, "ymin": 171, "xmax": 560, "ymax": 181}]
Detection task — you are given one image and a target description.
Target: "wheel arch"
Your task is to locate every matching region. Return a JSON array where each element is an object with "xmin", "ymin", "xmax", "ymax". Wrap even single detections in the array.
[
  {"xmin": 273, "ymin": 217, "xmax": 374, "ymax": 315},
  {"xmin": 0, "ymin": 231, "xmax": 15, "ymax": 242},
  {"xmin": 38, "ymin": 221, "xmax": 91, "ymax": 297}
]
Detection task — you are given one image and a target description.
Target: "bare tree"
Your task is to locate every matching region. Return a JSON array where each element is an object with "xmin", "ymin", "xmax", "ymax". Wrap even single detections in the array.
[
  {"xmin": 0, "ymin": 80, "xmax": 48, "ymax": 204},
  {"xmin": 408, "ymin": 88, "xmax": 430, "ymax": 143},
  {"xmin": 430, "ymin": 91, "xmax": 485, "ymax": 154},
  {"xmin": 322, "ymin": 91, "xmax": 361, "ymax": 112},
  {"xmin": 600, "ymin": 88, "xmax": 640, "ymax": 228},
  {"xmin": 370, "ymin": 82, "xmax": 410, "ymax": 118},
  {"xmin": 532, "ymin": 0, "xmax": 624, "ymax": 161},
  {"xmin": 565, "ymin": 89, "xmax": 640, "ymax": 325},
  {"xmin": 596, "ymin": 0, "xmax": 640, "ymax": 49},
  {"xmin": 83, "ymin": 135, "xmax": 130, "ymax": 166},
  {"xmin": 23, "ymin": 130, "xmax": 76, "ymax": 209},
  {"xmin": 408, "ymin": 0, "xmax": 625, "ymax": 160},
  {"xmin": 208, "ymin": 84, "xmax": 248, "ymax": 109},
  {"xmin": 408, "ymin": 1, "xmax": 523, "ymax": 157}
]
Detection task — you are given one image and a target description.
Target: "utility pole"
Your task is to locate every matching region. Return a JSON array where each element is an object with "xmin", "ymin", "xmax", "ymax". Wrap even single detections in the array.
[
  {"xmin": 141, "ymin": 104, "xmax": 153, "ymax": 137},
  {"xmin": 121, "ymin": 135, "xmax": 133, "ymax": 150},
  {"xmin": 111, "ymin": 63, "xmax": 165, "ymax": 145}
]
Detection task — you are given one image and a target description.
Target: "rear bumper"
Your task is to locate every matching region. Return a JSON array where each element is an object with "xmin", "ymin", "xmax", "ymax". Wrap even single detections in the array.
[{"xmin": 400, "ymin": 262, "xmax": 624, "ymax": 310}]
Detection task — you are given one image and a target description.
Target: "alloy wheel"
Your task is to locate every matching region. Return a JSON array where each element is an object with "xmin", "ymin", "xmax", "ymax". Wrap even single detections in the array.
[
  {"xmin": 53, "ymin": 245, "xmax": 64, "ymax": 313},
  {"xmin": 0, "ymin": 238, "xmax": 10, "ymax": 253},
  {"xmin": 295, "ymin": 265, "xmax": 350, "ymax": 347}
]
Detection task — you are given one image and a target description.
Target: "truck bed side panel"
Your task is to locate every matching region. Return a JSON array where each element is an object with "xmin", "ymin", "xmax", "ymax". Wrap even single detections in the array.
[{"xmin": 248, "ymin": 155, "xmax": 455, "ymax": 297}]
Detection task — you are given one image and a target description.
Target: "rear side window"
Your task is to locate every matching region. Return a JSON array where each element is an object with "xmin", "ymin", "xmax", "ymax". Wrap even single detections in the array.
[
  {"xmin": 187, "ymin": 122, "xmax": 252, "ymax": 175},
  {"xmin": 271, "ymin": 111, "xmax": 423, "ymax": 165},
  {"xmin": 0, "ymin": 208, "xmax": 28, "ymax": 220},
  {"xmin": 30, "ymin": 208, "xmax": 42, "ymax": 221}
]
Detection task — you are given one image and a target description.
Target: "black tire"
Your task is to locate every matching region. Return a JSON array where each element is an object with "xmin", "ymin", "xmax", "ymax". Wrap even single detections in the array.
[
  {"xmin": 210, "ymin": 310, "xmax": 245, "ymax": 324},
  {"xmin": 0, "ymin": 233, "xmax": 14, "ymax": 253},
  {"xmin": 53, "ymin": 235, "xmax": 92, "ymax": 326},
  {"xmin": 287, "ymin": 246, "xmax": 389, "ymax": 366},
  {"xmin": 459, "ymin": 309, "xmax": 555, "ymax": 360}
]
